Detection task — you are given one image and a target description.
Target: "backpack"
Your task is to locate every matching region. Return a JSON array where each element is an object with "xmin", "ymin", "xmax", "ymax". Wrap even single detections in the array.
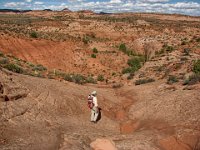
[{"xmin": 88, "ymin": 95, "xmax": 94, "ymax": 109}]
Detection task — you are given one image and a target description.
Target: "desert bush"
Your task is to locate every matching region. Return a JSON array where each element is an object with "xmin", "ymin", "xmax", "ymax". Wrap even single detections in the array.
[
  {"xmin": 112, "ymin": 72, "xmax": 116, "ymax": 76},
  {"xmin": 196, "ymin": 38, "xmax": 200, "ymax": 42},
  {"xmin": 183, "ymin": 74, "xmax": 200, "ymax": 85},
  {"xmin": 156, "ymin": 44, "xmax": 174, "ymax": 55},
  {"xmin": 167, "ymin": 75, "xmax": 179, "ymax": 84},
  {"xmin": 86, "ymin": 76, "xmax": 97, "ymax": 84},
  {"xmin": 164, "ymin": 44, "xmax": 174, "ymax": 53},
  {"xmin": 127, "ymin": 57, "xmax": 142, "ymax": 68},
  {"xmin": 91, "ymin": 54, "xmax": 96, "ymax": 58},
  {"xmin": 92, "ymin": 48, "xmax": 98, "ymax": 53},
  {"xmin": 193, "ymin": 60, "xmax": 200, "ymax": 74},
  {"xmin": 183, "ymin": 48, "xmax": 190, "ymax": 56},
  {"xmin": 0, "ymin": 51, "xmax": 4, "ymax": 57},
  {"xmin": 155, "ymin": 49, "xmax": 165, "ymax": 55},
  {"xmin": 0, "ymin": 58, "xmax": 9, "ymax": 64},
  {"xmin": 4, "ymin": 63, "xmax": 24, "ymax": 73},
  {"xmin": 32, "ymin": 64, "xmax": 47, "ymax": 71},
  {"xmin": 119, "ymin": 43, "xmax": 127, "ymax": 53},
  {"xmin": 82, "ymin": 36, "xmax": 90, "ymax": 44},
  {"xmin": 63, "ymin": 74, "xmax": 86, "ymax": 84},
  {"xmin": 118, "ymin": 43, "xmax": 135, "ymax": 56},
  {"xmin": 122, "ymin": 57, "xmax": 143, "ymax": 74},
  {"xmin": 122, "ymin": 67, "xmax": 136, "ymax": 74},
  {"xmin": 72, "ymin": 74, "xmax": 86, "ymax": 84},
  {"xmin": 181, "ymin": 41, "xmax": 186, "ymax": 45},
  {"xmin": 30, "ymin": 31, "xmax": 38, "ymax": 38},
  {"xmin": 97, "ymin": 74, "xmax": 104, "ymax": 81},
  {"xmin": 26, "ymin": 62, "xmax": 35, "ymax": 67},
  {"xmin": 63, "ymin": 74, "xmax": 73, "ymax": 82},
  {"xmin": 135, "ymin": 78, "xmax": 155, "ymax": 85},
  {"xmin": 180, "ymin": 57, "xmax": 188, "ymax": 61}
]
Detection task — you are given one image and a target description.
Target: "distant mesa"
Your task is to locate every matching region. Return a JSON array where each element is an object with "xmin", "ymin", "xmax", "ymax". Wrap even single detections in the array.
[
  {"xmin": 0, "ymin": 9, "xmax": 32, "ymax": 13},
  {"xmin": 98, "ymin": 11, "xmax": 112, "ymax": 15},
  {"xmin": 43, "ymin": 9, "xmax": 53, "ymax": 11},
  {"xmin": 62, "ymin": 8, "xmax": 72, "ymax": 12}
]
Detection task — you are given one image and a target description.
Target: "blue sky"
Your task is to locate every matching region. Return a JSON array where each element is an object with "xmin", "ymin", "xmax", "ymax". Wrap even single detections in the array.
[{"xmin": 1, "ymin": 0, "xmax": 200, "ymax": 16}]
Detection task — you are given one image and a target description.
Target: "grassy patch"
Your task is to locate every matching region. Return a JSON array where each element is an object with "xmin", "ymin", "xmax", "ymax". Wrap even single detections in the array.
[
  {"xmin": 97, "ymin": 74, "xmax": 104, "ymax": 81},
  {"xmin": 183, "ymin": 74, "xmax": 200, "ymax": 85},
  {"xmin": 135, "ymin": 78, "xmax": 155, "ymax": 85},
  {"xmin": 4, "ymin": 63, "xmax": 24, "ymax": 73},
  {"xmin": 30, "ymin": 31, "xmax": 38, "ymax": 38},
  {"xmin": 0, "ymin": 57, "xmax": 9, "ymax": 64},
  {"xmin": 92, "ymin": 47, "xmax": 98, "ymax": 53},
  {"xmin": 32, "ymin": 64, "xmax": 47, "ymax": 71},
  {"xmin": 91, "ymin": 54, "xmax": 96, "ymax": 58},
  {"xmin": 156, "ymin": 44, "xmax": 174, "ymax": 55},
  {"xmin": 122, "ymin": 57, "xmax": 143, "ymax": 74},
  {"xmin": 167, "ymin": 75, "xmax": 179, "ymax": 84},
  {"xmin": 193, "ymin": 60, "xmax": 200, "ymax": 74},
  {"xmin": 118, "ymin": 43, "xmax": 136, "ymax": 56}
]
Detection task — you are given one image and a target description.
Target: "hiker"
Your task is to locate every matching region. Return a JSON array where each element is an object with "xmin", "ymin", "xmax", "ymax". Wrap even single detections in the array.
[{"xmin": 88, "ymin": 91, "xmax": 99, "ymax": 123}]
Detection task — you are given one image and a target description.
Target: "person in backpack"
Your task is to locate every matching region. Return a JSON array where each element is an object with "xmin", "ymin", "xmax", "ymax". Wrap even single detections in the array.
[{"xmin": 88, "ymin": 91, "xmax": 99, "ymax": 123}]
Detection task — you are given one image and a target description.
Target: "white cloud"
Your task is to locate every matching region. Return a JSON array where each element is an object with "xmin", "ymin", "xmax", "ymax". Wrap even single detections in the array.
[
  {"xmin": 34, "ymin": 1, "xmax": 44, "ymax": 5},
  {"xmin": 139, "ymin": 0, "xmax": 169, "ymax": 3},
  {"xmin": 4, "ymin": 2, "xmax": 26, "ymax": 7},
  {"xmin": 170, "ymin": 2, "xmax": 200, "ymax": 9},
  {"xmin": 25, "ymin": 0, "xmax": 32, "ymax": 2},
  {"xmin": 110, "ymin": 0, "xmax": 122, "ymax": 4}
]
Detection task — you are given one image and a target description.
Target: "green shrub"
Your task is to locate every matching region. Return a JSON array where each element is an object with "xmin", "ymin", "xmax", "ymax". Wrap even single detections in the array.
[
  {"xmin": 91, "ymin": 54, "xmax": 96, "ymax": 58},
  {"xmin": 196, "ymin": 38, "xmax": 200, "ymax": 42},
  {"xmin": 122, "ymin": 67, "xmax": 137, "ymax": 74},
  {"xmin": 97, "ymin": 74, "xmax": 104, "ymax": 81},
  {"xmin": 30, "ymin": 31, "xmax": 38, "ymax": 38},
  {"xmin": 181, "ymin": 41, "xmax": 186, "ymax": 45},
  {"xmin": 127, "ymin": 57, "xmax": 141, "ymax": 68},
  {"xmin": 180, "ymin": 57, "xmax": 188, "ymax": 61},
  {"xmin": 4, "ymin": 63, "xmax": 24, "ymax": 73},
  {"xmin": 32, "ymin": 64, "xmax": 47, "ymax": 71},
  {"xmin": 167, "ymin": 75, "xmax": 179, "ymax": 84},
  {"xmin": 82, "ymin": 36, "xmax": 89, "ymax": 44},
  {"xmin": 163, "ymin": 44, "xmax": 174, "ymax": 53},
  {"xmin": 92, "ymin": 48, "xmax": 98, "ymax": 53},
  {"xmin": 193, "ymin": 60, "xmax": 200, "ymax": 74},
  {"xmin": 155, "ymin": 49, "xmax": 165, "ymax": 55},
  {"xmin": 183, "ymin": 48, "xmax": 190, "ymax": 56},
  {"xmin": 122, "ymin": 57, "xmax": 143, "ymax": 74},
  {"xmin": 183, "ymin": 74, "xmax": 200, "ymax": 85},
  {"xmin": 156, "ymin": 44, "xmax": 174, "ymax": 55},
  {"xmin": 0, "ymin": 58, "xmax": 9, "ymax": 64},
  {"xmin": 72, "ymin": 74, "xmax": 86, "ymax": 84},
  {"xmin": 26, "ymin": 62, "xmax": 35, "ymax": 67},
  {"xmin": 135, "ymin": 78, "xmax": 155, "ymax": 85},
  {"xmin": 64, "ymin": 74, "xmax": 86, "ymax": 84},
  {"xmin": 118, "ymin": 43, "xmax": 135, "ymax": 56},
  {"xmin": 119, "ymin": 43, "xmax": 127, "ymax": 53},
  {"xmin": 64, "ymin": 74, "xmax": 73, "ymax": 82},
  {"xmin": 0, "ymin": 51, "xmax": 4, "ymax": 57},
  {"xmin": 86, "ymin": 76, "xmax": 97, "ymax": 84},
  {"xmin": 112, "ymin": 72, "xmax": 116, "ymax": 76}
]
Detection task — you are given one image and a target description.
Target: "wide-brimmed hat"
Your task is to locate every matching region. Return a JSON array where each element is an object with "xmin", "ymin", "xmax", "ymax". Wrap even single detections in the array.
[{"xmin": 91, "ymin": 91, "xmax": 97, "ymax": 96}]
